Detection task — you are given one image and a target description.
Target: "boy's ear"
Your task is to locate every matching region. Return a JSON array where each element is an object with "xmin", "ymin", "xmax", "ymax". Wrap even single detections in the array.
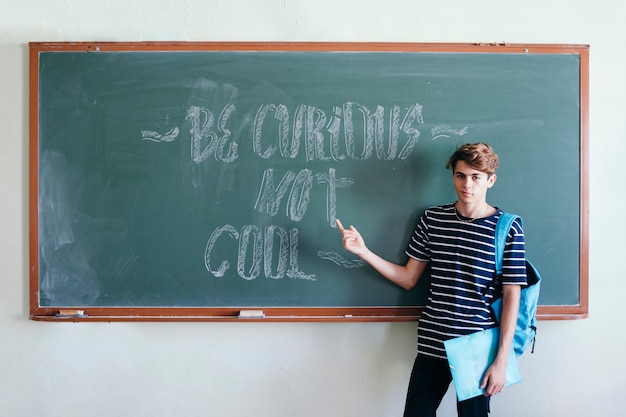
[{"xmin": 488, "ymin": 174, "xmax": 497, "ymax": 188}]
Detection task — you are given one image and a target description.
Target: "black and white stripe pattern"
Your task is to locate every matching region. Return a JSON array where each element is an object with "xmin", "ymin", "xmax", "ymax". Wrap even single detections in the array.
[{"xmin": 405, "ymin": 203, "xmax": 527, "ymax": 359}]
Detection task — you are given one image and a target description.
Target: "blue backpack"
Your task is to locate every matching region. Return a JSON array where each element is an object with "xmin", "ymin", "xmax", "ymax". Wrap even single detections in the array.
[{"xmin": 490, "ymin": 213, "xmax": 541, "ymax": 356}]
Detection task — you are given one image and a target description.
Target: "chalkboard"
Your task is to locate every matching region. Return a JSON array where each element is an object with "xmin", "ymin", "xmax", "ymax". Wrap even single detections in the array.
[{"xmin": 29, "ymin": 42, "xmax": 589, "ymax": 321}]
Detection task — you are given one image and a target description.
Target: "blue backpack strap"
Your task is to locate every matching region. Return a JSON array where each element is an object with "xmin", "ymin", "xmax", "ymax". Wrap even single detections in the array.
[
  {"xmin": 492, "ymin": 212, "xmax": 520, "ymax": 322},
  {"xmin": 494, "ymin": 212, "xmax": 520, "ymax": 276},
  {"xmin": 493, "ymin": 212, "xmax": 540, "ymax": 356}
]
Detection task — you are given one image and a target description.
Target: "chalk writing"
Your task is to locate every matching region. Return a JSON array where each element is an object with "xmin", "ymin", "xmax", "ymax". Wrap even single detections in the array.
[
  {"xmin": 254, "ymin": 168, "xmax": 353, "ymax": 225},
  {"xmin": 317, "ymin": 251, "xmax": 368, "ymax": 268},
  {"xmin": 204, "ymin": 224, "xmax": 314, "ymax": 281},
  {"xmin": 141, "ymin": 127, "xmax": 180, "ymax": 143},
  {"xmin": 147, "ymin": 102, "xmax": 471, "ymax": 162},
  {"xmin": 431, "ymin": 125, "xmax": 469, "ymax": 140},
  {"xmin": 252, "ymin": 102, "xmax": 424, "ymax": 161},
  {"xmin": 161, "ymin": 102, "xmax": 434, "ymax": 164},
  {"xmin": 186, "ymin": 104, "xmax": 238, "ymax": 163},
  {"xmin": 143, "ymin": 100, "xmax": 469, "ymax": 281}
]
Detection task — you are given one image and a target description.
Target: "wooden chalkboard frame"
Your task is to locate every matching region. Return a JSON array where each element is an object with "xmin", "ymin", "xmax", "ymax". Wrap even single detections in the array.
[{"xmin": 29, "ymin": 42, "xmax": 589, "ymax": 322}]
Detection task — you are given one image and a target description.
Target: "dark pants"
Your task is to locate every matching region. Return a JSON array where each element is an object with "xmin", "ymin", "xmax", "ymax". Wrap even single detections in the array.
[{"xmin": 403, "ymin": 355, "xmax": 490, "ymax": 417}]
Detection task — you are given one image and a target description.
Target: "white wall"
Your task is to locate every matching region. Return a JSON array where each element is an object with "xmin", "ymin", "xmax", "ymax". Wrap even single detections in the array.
[{"xmin": 1, "ymin": 1, "xmax": 624, "ymax": 416}]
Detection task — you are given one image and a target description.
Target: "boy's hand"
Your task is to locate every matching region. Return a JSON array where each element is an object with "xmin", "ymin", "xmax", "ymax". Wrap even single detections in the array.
[
  {"xmin": 481, "ymin": 359, "xmax": 507, "ymax": 397},
  {"xmin": 336, "ymin": 219, "xmax": 367, "ymax": 256}
]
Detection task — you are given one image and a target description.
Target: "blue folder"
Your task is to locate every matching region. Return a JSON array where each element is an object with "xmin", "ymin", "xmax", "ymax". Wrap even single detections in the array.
[{"xmin": 444, "ymin": 327, "xmax": 522, "ymax": 401}]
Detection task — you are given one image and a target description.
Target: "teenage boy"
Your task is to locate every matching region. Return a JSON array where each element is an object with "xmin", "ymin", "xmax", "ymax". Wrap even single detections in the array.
[{"xmin": 336, "ymin": 143, "xmax": 527, "ymax": 417}]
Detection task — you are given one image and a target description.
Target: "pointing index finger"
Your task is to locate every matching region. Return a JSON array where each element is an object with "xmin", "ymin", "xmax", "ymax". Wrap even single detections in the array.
[{"xmin": 336, "ymin": 219, "xmax": 345, "ymax": 232}]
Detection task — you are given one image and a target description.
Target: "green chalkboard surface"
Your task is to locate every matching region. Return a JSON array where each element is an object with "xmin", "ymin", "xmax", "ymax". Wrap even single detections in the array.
[{"xmin": 29, "ymin": 43, "xmax": 589, "ymax": 321}]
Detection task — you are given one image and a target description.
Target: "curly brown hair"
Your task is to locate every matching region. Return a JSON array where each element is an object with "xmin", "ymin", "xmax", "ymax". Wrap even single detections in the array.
[{"xmin": 445, "ymin": 143, "xmax": 499, "ymax": 175}]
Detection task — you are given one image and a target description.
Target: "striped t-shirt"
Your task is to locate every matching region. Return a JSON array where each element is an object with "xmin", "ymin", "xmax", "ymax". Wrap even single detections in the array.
[{"xmin": 405, "ymin": 203, "xmax": 528, "ymax": 360}]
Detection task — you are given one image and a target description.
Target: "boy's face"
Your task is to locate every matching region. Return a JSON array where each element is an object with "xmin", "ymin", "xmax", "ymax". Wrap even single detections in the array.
[{"xmin": 452, "ymin": 160, "xmax": 497, "ymax": 205}]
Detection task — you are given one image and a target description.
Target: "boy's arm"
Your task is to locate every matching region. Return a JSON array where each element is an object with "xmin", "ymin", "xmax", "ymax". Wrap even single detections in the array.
[
  {"xmin": 336, "ymin": 219, "xmax": 428, "ymax": 290},
  {"xmin": 481, "ymin": 283, "xmax": 521, "ymax": 396}
]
